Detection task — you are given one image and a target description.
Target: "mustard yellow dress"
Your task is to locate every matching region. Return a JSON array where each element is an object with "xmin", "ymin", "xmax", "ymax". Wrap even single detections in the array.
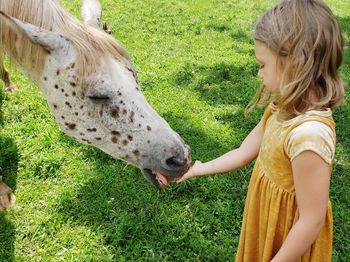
[{"xmin": 235, "ymin": 104, "xmax": 335, "ymax": 262}]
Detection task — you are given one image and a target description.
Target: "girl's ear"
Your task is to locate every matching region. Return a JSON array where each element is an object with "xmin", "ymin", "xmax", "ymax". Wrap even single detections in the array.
[{"xmin": 0, "ymin": 11, "xmax": 71, "ymax": 52}]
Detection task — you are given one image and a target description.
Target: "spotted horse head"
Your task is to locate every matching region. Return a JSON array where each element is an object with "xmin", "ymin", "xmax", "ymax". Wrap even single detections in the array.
[{"xmin": 0, "ymin": 0, "xmax": 191, "ymax": 188}]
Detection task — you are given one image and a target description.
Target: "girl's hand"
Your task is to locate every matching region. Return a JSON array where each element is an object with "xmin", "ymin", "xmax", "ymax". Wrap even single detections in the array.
[{"xmin": 176, "ymin": 160, "xmax": 204, "ymax": 183}]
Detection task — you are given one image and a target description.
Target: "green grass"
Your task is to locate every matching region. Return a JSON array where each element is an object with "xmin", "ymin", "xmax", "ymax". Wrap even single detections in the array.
[{"xmin": 0, "ymin": 0, "xmax": 349, "ymax": 261}]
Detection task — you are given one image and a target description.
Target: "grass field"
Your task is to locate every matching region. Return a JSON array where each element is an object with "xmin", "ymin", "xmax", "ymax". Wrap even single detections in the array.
[{"xmin": 0, "ymin": 0, "xmax": 349, "ymax": 261}]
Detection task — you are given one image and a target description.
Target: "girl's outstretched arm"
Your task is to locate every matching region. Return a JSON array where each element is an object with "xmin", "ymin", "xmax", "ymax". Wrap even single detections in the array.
[
  {"xmin": 177, "ymin": 119, "xmax": 263, "ymax": 182},
  {"xmin": 271, "ymin": 151, "xmax": 331, "ymax": 262}
]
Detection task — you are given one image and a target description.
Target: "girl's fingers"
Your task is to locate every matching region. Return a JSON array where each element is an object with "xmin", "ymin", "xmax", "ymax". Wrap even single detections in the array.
[
  {"xmin": 176, "ymin": 176, "xmax": 184, "ymax": 183},
  {"xmin": 176, "ymin": 160, "xmax": 203, "ymax": 183},
  {"xmin": 176, "ymin": 172, "xmax": 192, "ymax": 183}
]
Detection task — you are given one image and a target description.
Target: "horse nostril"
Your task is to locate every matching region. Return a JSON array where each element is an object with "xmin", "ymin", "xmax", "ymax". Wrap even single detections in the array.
[{"xmin": 166, "ymin": 156, "xmax": 184, "ymax": 169}]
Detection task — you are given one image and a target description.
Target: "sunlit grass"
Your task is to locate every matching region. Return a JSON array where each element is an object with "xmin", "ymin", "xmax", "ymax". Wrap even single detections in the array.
[{"xmin": 0, "ymin": 0, "xmax": 349, "ymax": 261}]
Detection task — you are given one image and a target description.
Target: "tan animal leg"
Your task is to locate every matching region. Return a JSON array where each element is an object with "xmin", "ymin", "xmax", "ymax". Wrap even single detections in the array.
[
  {"xmin": 0, "ymin": 176, "xmax": 15, "ymax": 211},
  {"xmin": 0, "ymin": 53, "xmax": 16, "ymax": 92}
]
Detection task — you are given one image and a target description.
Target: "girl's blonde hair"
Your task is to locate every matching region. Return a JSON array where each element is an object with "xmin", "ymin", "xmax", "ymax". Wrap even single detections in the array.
[{"xmin": 247, "ymin": 0, "xmax": 344, "ymax": 119}]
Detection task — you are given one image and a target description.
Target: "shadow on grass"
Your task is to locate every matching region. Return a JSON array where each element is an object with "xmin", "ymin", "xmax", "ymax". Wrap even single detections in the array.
[
  {"xmin": 53, "ymin": 111, "xmax": 252, "ymax": 260},
  {"xmin": 0, "ymin": 213, "xmax": 16, "ymax": 261},
  {"xmin": 332, "ymin": 86, "xmax": 350, "ymax": 259},
  {"xmin": 0, "ymin": 87, "xmax": 19, "ymax": 261}
]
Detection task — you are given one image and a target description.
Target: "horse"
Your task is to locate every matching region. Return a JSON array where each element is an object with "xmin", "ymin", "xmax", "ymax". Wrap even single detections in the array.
[{"xmin": 0, "ymin": 0, "xmax": 191, "ymax": 210}]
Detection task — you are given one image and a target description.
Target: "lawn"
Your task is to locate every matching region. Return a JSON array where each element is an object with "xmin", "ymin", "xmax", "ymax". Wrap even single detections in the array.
[{"xmin": 0, "ymin": 0, "xmax": 349, "ymax": 261}]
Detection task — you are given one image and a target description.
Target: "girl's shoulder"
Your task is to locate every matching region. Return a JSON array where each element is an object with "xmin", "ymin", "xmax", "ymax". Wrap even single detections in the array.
[
  {"xmin": 283, "ymin": 108, "xmax": 333, "ymax": 125},
  {"xmin": 284, "ymin": 112, "xmax": 336, "ymax": 165},
  {"xmin": 263, "ymin": 103, "xmax": 334, "ymax": 129}
]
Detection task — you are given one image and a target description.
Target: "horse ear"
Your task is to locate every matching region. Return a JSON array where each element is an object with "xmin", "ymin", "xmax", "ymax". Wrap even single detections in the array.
[
  {"xmin": 0, "ymin": 11, "xmax": 70, "ymax": 52},
  {"xmin": 81, "ymin": 0, "xmax": 102, "ymax": 28}
]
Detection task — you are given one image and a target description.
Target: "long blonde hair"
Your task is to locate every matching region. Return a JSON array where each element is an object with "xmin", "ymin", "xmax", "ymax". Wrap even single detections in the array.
[{"xmin": 247, "ymin": 0, "xmax": 344, "ymax": 120}]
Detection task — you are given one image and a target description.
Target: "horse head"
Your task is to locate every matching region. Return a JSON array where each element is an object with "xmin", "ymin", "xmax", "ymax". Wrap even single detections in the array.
[{"xmin": 0, "ymin": 0, "xmax": 191, "ymax": 188}]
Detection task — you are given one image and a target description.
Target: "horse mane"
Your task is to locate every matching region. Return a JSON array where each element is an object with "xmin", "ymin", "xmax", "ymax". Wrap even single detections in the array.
[{"xmin": 0, "ymin": 0, "xmax": 131, "ymax": 80}]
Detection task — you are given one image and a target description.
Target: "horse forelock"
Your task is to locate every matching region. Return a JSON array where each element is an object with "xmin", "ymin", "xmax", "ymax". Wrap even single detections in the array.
[{"xmin": 0, "ymin": 0, "xmax": 133, "ymax": 81}]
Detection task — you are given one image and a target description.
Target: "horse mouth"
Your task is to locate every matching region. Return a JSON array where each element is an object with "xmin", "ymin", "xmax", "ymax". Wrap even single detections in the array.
[{"xmin": 142, "ymin": 169, "xmax": 175, "ymax": 189}]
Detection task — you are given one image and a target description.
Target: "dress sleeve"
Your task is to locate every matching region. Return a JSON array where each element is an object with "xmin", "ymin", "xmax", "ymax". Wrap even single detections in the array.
[{"xmin": 285, "ymin": 121, "xmax": 336, "ymax": 164}]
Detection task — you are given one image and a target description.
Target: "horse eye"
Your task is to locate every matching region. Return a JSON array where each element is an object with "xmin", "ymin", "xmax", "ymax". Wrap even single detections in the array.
[{"xmin": 88, "ymin": 96, "xmax": 111, "ymax": 103}]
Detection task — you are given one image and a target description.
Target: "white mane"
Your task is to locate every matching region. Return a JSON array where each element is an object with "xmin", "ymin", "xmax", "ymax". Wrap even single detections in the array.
[{"xmin": 0, "ymin": 0, "xmax": 131, "ymax": 78}]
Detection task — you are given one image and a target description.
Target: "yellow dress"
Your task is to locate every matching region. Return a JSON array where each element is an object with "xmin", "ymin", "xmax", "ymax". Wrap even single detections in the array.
[{"xmin": 235, "ymin": 104, "xmax": 336, "ymax": 262}]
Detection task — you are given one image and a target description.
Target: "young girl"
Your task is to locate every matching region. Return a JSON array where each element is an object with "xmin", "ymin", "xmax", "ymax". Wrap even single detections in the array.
[{"xmin": 176, "ymin": 0, "xmax": 345, "ymax": 261}]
